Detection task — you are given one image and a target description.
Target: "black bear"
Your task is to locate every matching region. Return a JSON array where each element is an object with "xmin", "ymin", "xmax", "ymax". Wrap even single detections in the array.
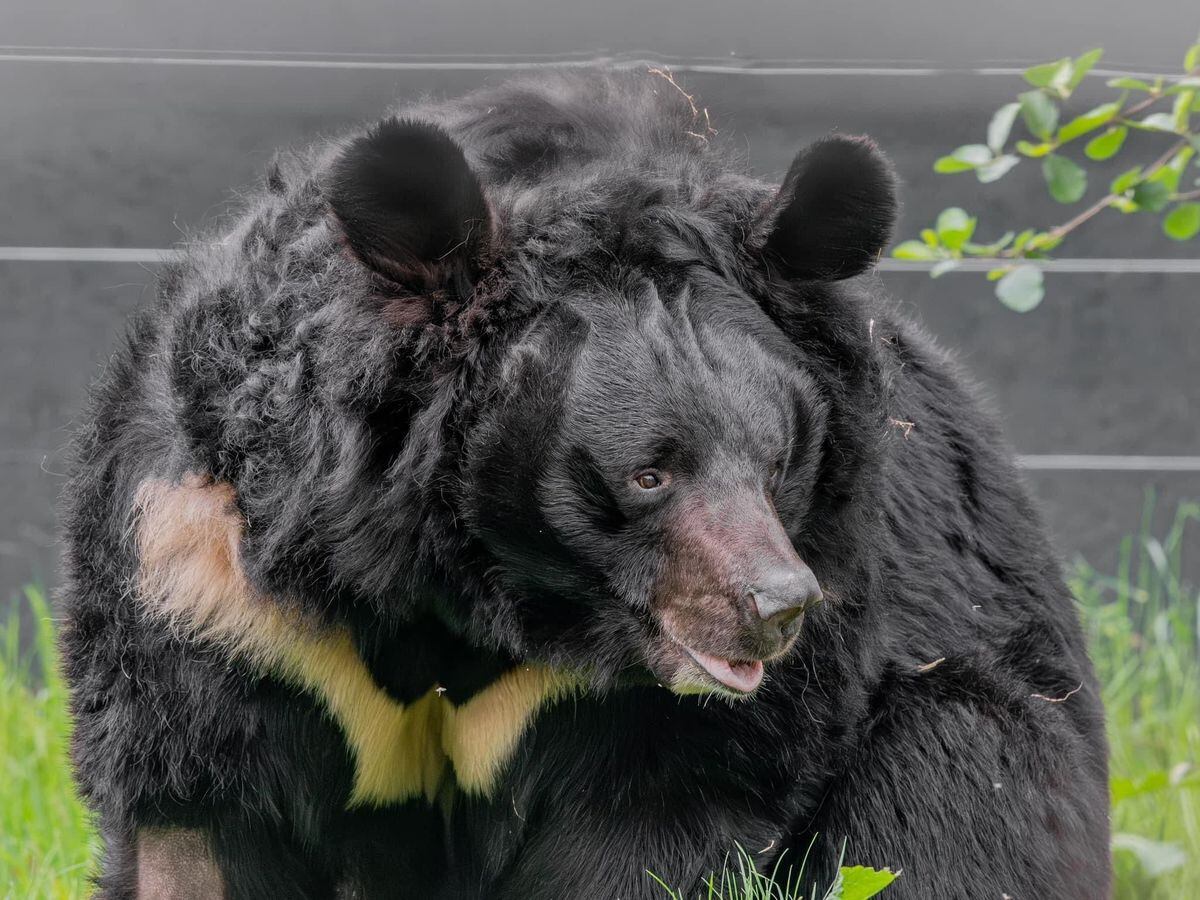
[{"xmin": 61, "ymin": 70, "xmax": 1110, "ymax": 899}]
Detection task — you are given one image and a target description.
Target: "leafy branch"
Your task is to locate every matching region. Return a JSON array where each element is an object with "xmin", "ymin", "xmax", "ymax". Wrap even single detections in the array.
[{"xmin": 893, "ymin": 37, "xmax": 1200, "ymax": 311}]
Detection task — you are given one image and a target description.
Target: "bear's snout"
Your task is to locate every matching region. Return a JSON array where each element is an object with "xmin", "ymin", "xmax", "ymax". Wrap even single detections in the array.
[
  {"xmin": 650, "ymin": 488, "xmax": 821, "ymax": 693},
  {"xmin": 746, "ymin": 560, "xmax": 823, "ymax": 642}
]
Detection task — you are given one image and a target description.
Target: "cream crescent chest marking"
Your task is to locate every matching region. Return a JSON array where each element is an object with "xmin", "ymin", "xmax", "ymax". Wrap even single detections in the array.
[{"xmin": 134, "ymin": 475, "xmax": 576, "ymax": 807}]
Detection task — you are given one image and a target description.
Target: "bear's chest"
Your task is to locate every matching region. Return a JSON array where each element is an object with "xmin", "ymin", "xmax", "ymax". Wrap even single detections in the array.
[
  {"xmin": 277, "ymin": 624, "xmax": 576, "ymax": 806},
  {"xmin": 134, "ymin": 474, "xmax": 577, "ymax": 809}
]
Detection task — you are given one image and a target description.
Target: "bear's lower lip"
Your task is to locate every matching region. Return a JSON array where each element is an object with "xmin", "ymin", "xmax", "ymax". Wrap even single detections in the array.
[{"xmin": 681, "ymin": 647, "xmax": 765, "ymax": 694}]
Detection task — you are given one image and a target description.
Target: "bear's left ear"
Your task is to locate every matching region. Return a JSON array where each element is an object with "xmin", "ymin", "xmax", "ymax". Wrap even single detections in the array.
[
  {"xmin": 328, "ymin": 118, "xmax": 491, "ymax": 289},
  {"xmin": 760, "ymin": 134, "xmax": 898, "ymax": 281}
]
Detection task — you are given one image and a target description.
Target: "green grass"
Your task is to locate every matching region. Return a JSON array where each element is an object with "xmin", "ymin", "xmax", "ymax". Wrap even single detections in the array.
[
  {"xmin": 1, "ymin": 500, "xmax": 1197, "ymax": 898},
  {"xmin": 649, "ymin": 843, "xmax": 896, "ymax": 900},
  {"xmin": 1075, "ymin": 498, "xmax": 1200, "ymax": 896},
  {"xmin": 0, "ymin": 587, "xmax": 97, "ymax": 899}
]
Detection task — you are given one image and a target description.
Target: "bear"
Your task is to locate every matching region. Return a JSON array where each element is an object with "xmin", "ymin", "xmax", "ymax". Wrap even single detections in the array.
[{"xmin": 60, "ymin": 69, "xmax": 1110, "ymax": 899}]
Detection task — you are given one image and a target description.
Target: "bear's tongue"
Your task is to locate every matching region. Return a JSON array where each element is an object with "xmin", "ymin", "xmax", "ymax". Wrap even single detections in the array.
[{"xmin": 686, "ymin": 648, "xmax": 764, "ymax": 694}]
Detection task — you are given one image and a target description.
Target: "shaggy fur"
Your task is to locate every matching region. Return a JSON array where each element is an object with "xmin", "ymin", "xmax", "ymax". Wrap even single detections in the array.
[{"xmin": 61, "ymin": 70, "xmax": 1109, "ymax": 899}]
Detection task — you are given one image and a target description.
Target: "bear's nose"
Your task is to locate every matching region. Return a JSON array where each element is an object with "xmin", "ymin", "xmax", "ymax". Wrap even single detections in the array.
[{"xmin": 748, "ymin": 563, "xmax": 823, "ymax": 640}]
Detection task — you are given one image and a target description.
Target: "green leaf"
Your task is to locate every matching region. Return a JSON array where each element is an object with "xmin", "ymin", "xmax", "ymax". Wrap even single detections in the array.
[
  {"xmin": 996, "ymin": 265, "xmax": 1045, "ymax": 312},
  {"xmin": 1110, "ymin": 166, "xmax": 1143, "ymax": 195},
  {"xmin": 1169, "ymin": 144, "xmax": 1195, "ymax": 170},
  {"xmin": 1107, "ymin": 76, "xmax": 1155, "ymax": 91},
  {"xmin": 1042, "ymin": 154, "xmax": 1088, "ymax": 203},
  {"xmin": 933, "ymin": 157, "xmax": 976, "ymax": 174},
  {"xmin": 1011, "ymin": 229, "xmax": 1037, "ymax": 253},
  {"xmin": 1016, "ymin": 140, "xmax": 1055, "ymax": 158},
  {"xmin": 1137, "ymin": 113, "xmax": 1178, "ymax": 132},
  {"xmin": 1111, "ymin": 834, "xmax": 1186, "ymax": 878},
  {"xmin": 1150, "ymin": 147, "xmax": 1195, "ymax": 194},
  {"xmin": 1026, "ymin": 231, "xmax": 1064, "ymax": 253},
  {"xmin": 986, "ymin": 266, "xmax": 1011, "ymax": 281},
  {"xmin": 987, "ymin": 102, "xmax": 1021, "ymax": 152},
  {"xmin": 1057, "ymin": 101, "xmax": 1121, "ymax": 143},
  {"xmin": 976, "ymin": 154, "xmax": 1020, "ymax": 183},
  {"xmin": 933, "ymin": 144, "xmax": 993, "ymax": 173},
  {"xmin": 837, "ymin": 865, "xmax": 900, "ymax": 900},
  {"xmin": 920, "ymin": 228, "xmax": 939, "ymax": 248},
  {"xmin": 1165, "ymin": 77, "xmax": 1200, "ymax": 94},
  {"xmin": 930, "ymin": 260, "xmax": 960, "ymax": 278},
  {"xmin": 1020, "ymin": 90, "xmax": 1060, "ymax": 139},
  {"xmin": 935, "ymin": 207, "xmax": 976, "ymax": 250},
  {"xmin": 892, "ymin": 240, "xmax": 940, "ymax": 261},
  {"xmin": 1164, "ymin": 203, "xmax": 1200, "ymax": 240},
  {"xmin": 1131, "ymin": 180, "xmax": 1171, "ymax": 212},
  {"xmin": 1049, "ymin": 61, "xmax": 1075, "ymax": 96},
  {"xmin": 1085, "ymin": 126, "xmax": 1128, "ymax": 160},
  {"xmin": 992, "ymin": 230, "xmax": 1018, "ymax": 251},
  {"xmin": 1111, "ymin": 771, "xmax": 1170, "ymax": 804},
  {"xmin": 1185, "ymin": 42, "xmax": 1200, "ymax": 72},
  {"xmin": 1173, "ymin": 90, "xmax": 1195, "ymax": 132},
  {"xmin": 1149, "ymin": 168, "xmax": 1182, "ymax": 195},
  {"xmin": 1068, "ymin": 48, "xmax": 1103, "ymax": 89},
  {"xmin": 1024, "ymin": 57, "xmax": 1071, "ymax": 89},
  {"xmin": 1111, "ymin": 767, "xmax": 1200, "ymax": 804},
  {"xmin": 965, "ymin": 231, "xmax": 1016, "ymax": 255}
]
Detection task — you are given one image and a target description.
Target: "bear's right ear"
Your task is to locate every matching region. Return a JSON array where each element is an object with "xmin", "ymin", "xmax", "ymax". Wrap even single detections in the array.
[
  {"xmin": 327, "ymin": 118, "xmax": 491, "ymax": 289},
  {"xmin": 759, "ymin": 134, "xmax": 897, "ymax": 282}
]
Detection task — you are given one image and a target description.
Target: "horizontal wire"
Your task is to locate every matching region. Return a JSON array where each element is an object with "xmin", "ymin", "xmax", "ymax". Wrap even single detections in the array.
[
  {"xmin": 0, "ymin": 48, "xmax": 1177, "ymax": 79},
  {"xmin": 878, "ymin": 259, "xmax": 1200, "ymax": 274},
  {"xmin": 3, "ymin": 447, "xmax": 1195, "ymax": 471},
  {"xmin": 2, "ymin": 247, "xmax": 1198, "ymax": 274},
  {"xmin": 1017, "ymin": 455, "xmax": 1200, "ymax": 472}
]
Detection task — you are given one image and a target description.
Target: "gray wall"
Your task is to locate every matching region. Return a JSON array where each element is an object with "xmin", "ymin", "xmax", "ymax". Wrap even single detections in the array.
[{"xmin": 2, "ymin": 1, "xmax": 1198, "ymax": 599}]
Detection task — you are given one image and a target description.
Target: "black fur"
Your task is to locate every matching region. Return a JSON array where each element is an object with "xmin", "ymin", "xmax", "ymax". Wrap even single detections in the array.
[
  {"xmin": 763, "ymin": 134, "xmax": 898, "ymax": 280},
  {"xmin": 328, "ymin": 118, "xmax": 491, "ymax": 290},
  {"xmin": 61, "ymin": 70, "xmax": 1109, "ymax": 899}
]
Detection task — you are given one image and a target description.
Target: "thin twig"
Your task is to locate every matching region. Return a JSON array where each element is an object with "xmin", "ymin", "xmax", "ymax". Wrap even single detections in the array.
[
  {"xmin": 1046, "ymin": 137, "xmax": 1187, "ymax": 240},
  {"xmin": 993, "ymin": 137, "xmax": 1190, "ymax": 261},
  {"xmin": 1031, "ymin": 683, "xmax": 1084, "ymax": 703},
  {"xmin": 647, "ymin": 66, "xmax": 718, "ymax": 143},
  {"xmin": 1116, "ymin": 89, "xmax": 1170, "ymax": 123}
]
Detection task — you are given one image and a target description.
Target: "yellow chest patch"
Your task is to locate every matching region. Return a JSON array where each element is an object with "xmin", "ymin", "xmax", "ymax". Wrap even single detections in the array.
[
  {"xmin": 133, "ymin": 475, "xmax": 576, "ymax": 808},
  {"xmin": 279, "ymin": 632, "xmax": 575, "ymax": 806}
]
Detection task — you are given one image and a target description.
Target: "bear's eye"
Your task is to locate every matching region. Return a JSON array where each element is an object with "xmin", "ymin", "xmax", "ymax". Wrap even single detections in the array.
[{"xmin": 634, "ymin": 471, "xmax": 667, "ymax": 490}]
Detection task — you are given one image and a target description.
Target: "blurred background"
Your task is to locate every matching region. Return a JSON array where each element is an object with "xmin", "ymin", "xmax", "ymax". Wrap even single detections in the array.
[{"xmin": 0, "ymin": 1, "xmax": 1196, "ymax": 896}]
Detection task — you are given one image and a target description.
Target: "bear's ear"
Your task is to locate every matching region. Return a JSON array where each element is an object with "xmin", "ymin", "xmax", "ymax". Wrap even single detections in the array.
[
  {"xmin": 328, "ymin": 118, "xmax": 491, "ymax": 288},
  {"xmin": 760, "ymin": 134, "xmax": 897, "ymax": 281}
]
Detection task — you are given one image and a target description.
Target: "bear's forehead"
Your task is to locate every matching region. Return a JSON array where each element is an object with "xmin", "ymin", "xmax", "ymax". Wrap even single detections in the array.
[
  {"xmin": 572, "ymin": 268, "xmax": 796, "ymax": 371},
  {"xmin": 562, "ymin": 284, "xmax": 809, "ymax": 448},
  {"xmin": 500, "ymin": 169, "xmax": 764, "ymax": 269}
]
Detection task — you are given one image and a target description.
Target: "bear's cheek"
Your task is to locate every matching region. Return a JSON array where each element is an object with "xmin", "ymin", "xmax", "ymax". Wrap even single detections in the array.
[
  {"xmin": 640, "ymin": 630, "xmax": 707, "ymax": 692},
  {"xmin": 656, "ymin": 594, "xmax": 743, "ymax": 657}
]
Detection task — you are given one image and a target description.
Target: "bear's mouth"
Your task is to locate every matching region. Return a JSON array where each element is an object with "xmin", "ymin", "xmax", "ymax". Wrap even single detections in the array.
[{"xmin": 678, "ymin": 645, "xmax": 765, "ymax": 694}]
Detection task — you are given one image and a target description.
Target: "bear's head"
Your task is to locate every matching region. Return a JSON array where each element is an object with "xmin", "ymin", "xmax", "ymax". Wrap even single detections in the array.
[{"xmin": 325, "ymin": 107, "xmax": 897, "ymax": 698}]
